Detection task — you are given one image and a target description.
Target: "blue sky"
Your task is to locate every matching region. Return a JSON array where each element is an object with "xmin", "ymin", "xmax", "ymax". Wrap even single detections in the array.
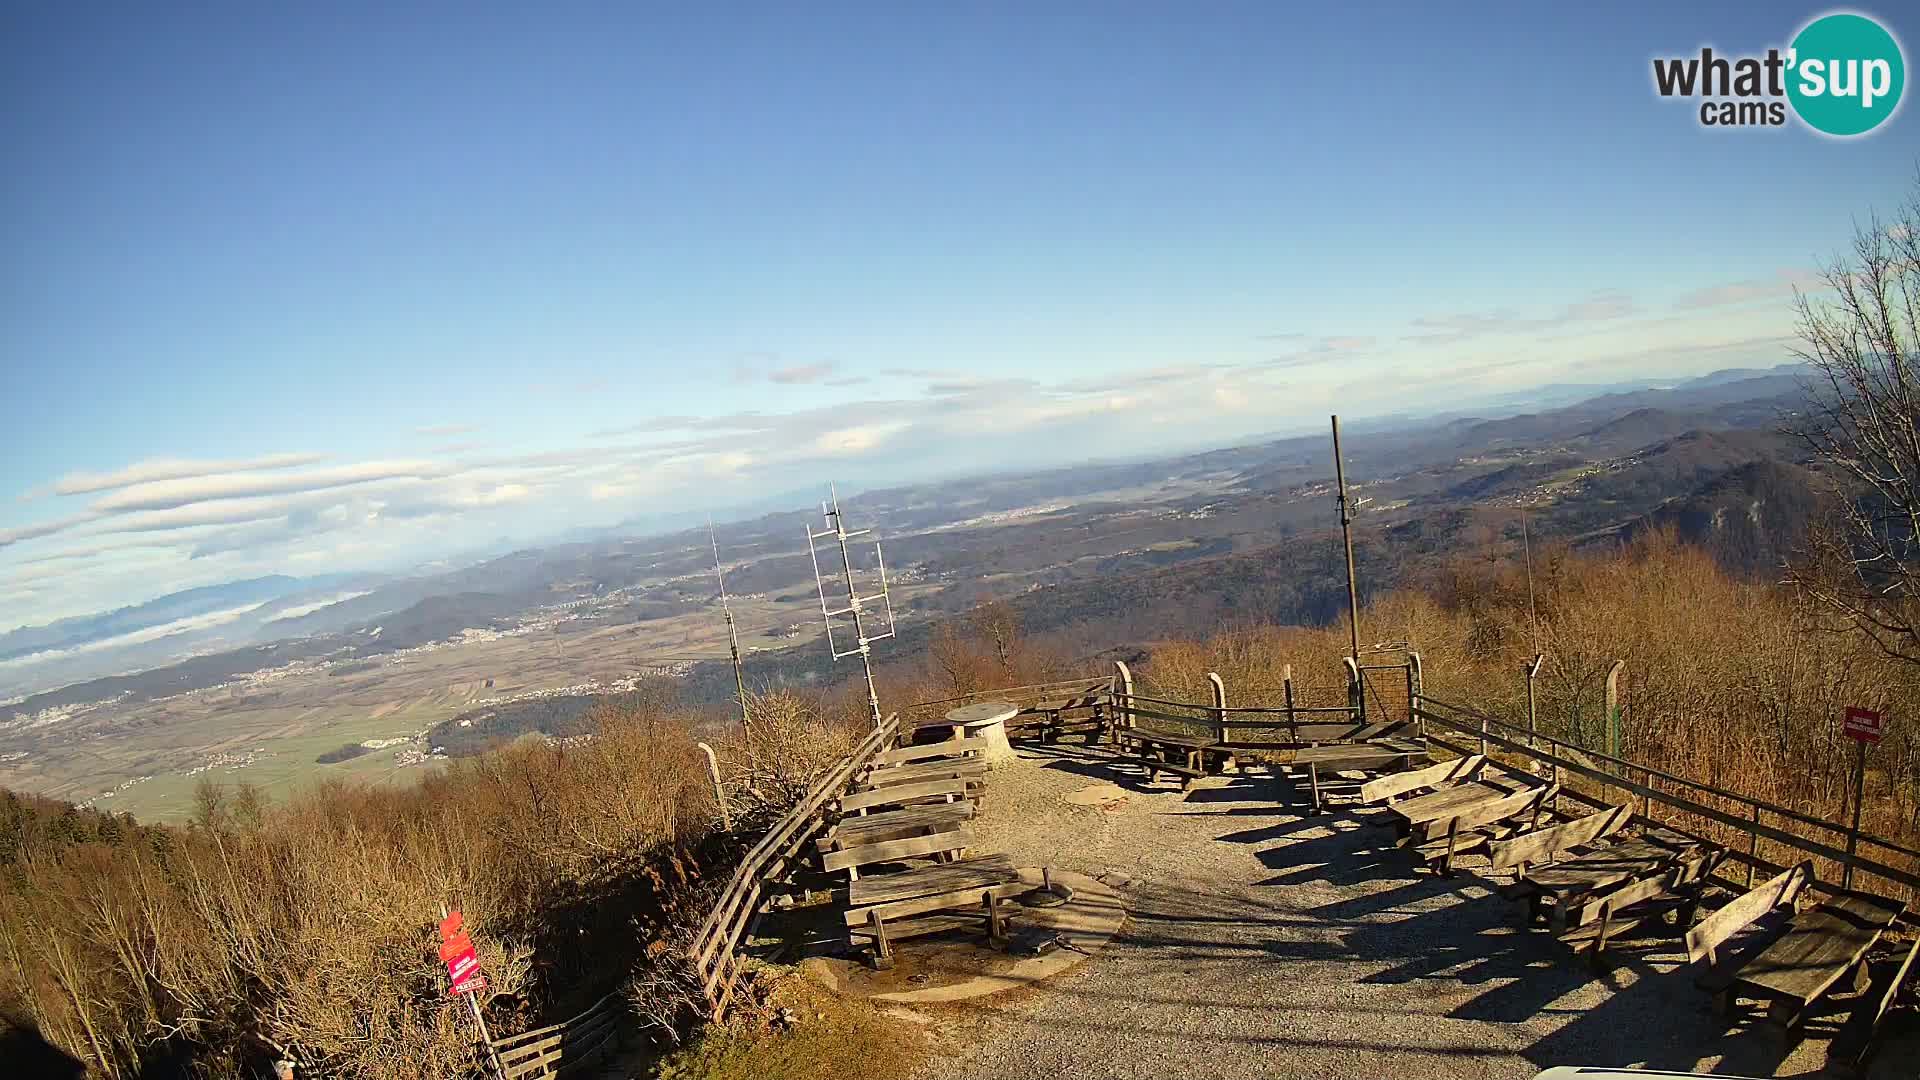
[{"xmin": 1, "ymin": 2, "xmax": 1914, "ymax": 628}]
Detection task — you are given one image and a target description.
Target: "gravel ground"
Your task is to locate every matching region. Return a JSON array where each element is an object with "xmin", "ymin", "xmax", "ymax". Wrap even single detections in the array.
[{"xmin": 906, "ymin": 742, "xmax": 1920, "ymax": 1080}]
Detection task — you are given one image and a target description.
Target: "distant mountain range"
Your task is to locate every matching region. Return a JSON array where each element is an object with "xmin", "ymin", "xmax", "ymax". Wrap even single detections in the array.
[{"xmin": 0, "ymin": 362, "xmax": 1816, "ymax": 704}]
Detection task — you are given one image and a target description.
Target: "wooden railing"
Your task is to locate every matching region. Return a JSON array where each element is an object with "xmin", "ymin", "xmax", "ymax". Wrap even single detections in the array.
[
  {"xmin": 489, "ymin": 992, "xmax": 622, "ymax": 1079},
  {"xmin": 1414, "ymin": 694, "xmax": 1920, "ymax": 902},
  {"xmin": 688, "ymin": 712, "xmax": 902, "ymax": 1020}
]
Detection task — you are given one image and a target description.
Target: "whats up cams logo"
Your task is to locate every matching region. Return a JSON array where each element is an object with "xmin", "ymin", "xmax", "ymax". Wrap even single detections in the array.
[{"xmin": 1652, "ymin": 10, "xmax": 1905, "ymax": 136}]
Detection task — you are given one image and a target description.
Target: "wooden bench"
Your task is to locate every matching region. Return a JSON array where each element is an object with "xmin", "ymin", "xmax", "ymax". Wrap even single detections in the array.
[
  {"xmin": 1554, "ymin": 846, "xmax": 1724, "ymax": 969},
  {"xmin": 1685, "ymin": 860, "xmax": 1813, "ymax": 1004},
  {"xmin": 1117, "ymin": 728, "xmax": 1234, "ymax": 789},
  {"xmin": 837, "ymin": 777, "xmax": 975, "ymax": 817},
  {"xmin": 1358, "ymin": 754, "xmax": 1485, "ymax": 807},
  {"xmin": 1516, "ymin": 830, "xmax": 1701, "ymax": 929},
  {"xmin": 874, "ymin": 736, "xmax": 986, "ymax": 767},
  {"xmin": 1282, "ymin": 739, "xmax": 1431, "ymax": 814},
  {"xmin": 857, "ymin": 757, "xmax": 989, "ymax": 791},
  {"xmin": 816, "ymin": 802, "xmax": 974, "ymax": 854},
  {"xmin": 1488, "ymin": 804, "xmax": 1633, "ymax": 879},
  {"xmin": 842, "ymin": 853, "xmax": 1025, "ymax": 965},
  {"xmin": 1719, "ymin": 890, "xmax": 1904, "ymax": 1029},
  {"xmin": 1408, "ymin": 782, "xmax": 1557, "ymax": 875},
  {"xmin": 1011, "ymin": 693, "xmax": 1108, "ymax": 744},
  {"xmin": 823, "ymin": 825, "xmax": 974, "ymax": 882}
]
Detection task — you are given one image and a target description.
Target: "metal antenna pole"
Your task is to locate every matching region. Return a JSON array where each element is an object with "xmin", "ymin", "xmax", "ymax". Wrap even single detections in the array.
[
  {"xmin": 807, "ymin": 484, "xmax": 896, "ymax": 729},
  {"xmin": 1331, "ymin": 415, "xmax": 1362, "ymax": 662},
  {"xmin": 709, "ymin": 520, "xmax": 750, "ymax": 733}
]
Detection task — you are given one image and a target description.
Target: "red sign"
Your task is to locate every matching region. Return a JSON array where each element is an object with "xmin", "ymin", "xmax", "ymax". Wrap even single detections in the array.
[
  {"xmin": 438, "ymin": 910, "xmax": 486, "ymax": 996},
  {"xmin": 1844, "ymin": 706, "xmax": 1885, "ymax": 744}
]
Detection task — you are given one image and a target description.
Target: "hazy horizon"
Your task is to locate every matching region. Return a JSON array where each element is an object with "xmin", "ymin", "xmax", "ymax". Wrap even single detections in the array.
[{"xmin": 4, "ymin": 3, "xmax": 1911, "ymax": 628}]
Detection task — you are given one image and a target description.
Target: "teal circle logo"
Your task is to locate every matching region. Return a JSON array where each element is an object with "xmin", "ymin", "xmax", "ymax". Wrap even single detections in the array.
[{"xmin": 1788, "ymin": 13, "xmax": 1905, "ymax": 136}]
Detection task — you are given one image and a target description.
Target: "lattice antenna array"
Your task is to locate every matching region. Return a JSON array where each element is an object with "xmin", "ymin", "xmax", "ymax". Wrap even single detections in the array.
[{"xmin": 805, "ymin": 483, "xmax": 896, "ymax": 728}]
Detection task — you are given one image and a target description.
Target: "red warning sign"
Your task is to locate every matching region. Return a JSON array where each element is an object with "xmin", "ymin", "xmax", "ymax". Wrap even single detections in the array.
[{"xmin": 438, "ymin": 911, "xmax": 486, "ymax": 996}]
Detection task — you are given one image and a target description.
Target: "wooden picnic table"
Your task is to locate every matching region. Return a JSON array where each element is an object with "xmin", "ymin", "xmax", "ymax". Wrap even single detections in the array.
[
  {"xmin": 1520, "ymin": 833, "xmax": 1699, "ymax": 927},
  {"xmin": 1288, "ymin": 739, "xmax": 1431, "ymax": 813},
  {"xmin": 1384, "ymin": 779, "xmax": 1519, "ymax": 829},
  {"xmin": 1731, "ymin": 893, "xmax": 1905, "ymax": 1028}
]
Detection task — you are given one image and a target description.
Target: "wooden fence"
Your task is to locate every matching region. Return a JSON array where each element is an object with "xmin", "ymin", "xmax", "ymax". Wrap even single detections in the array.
[
  {"xmin": 1414, "ymin": 694, "xmax": 1920, "ymax": 903},
  {"xmin": 1102, "ymin": 661, "xmax": 1920, "ymax": 908},
  {"xmin": 688, "ymin": 712, "xmax": 902, "ymax": 1020},
  {"xmin": 488, "ymin": 992, "xmax": 622, "ymax": 1080}
]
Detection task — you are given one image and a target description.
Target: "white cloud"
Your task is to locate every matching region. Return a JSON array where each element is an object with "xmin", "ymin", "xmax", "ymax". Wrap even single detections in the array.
[
  {"xmin": 51, "ymin": 453, "xmax": 327, "ymax": 496},
  {"xmin": 812, "ymin": 421, "xmax": 909, "ymax": 456},
  {"xmin": 92, "ymin": 460, "xmax": 445, "ymax": 512}
]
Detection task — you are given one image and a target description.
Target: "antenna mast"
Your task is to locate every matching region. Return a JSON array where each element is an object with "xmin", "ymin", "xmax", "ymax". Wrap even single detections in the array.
[
  {"xmin": 1331, "ymin": 415, "xmax": 1362, "ymax": 662},
  {"xmin": 709, "ymin": 520, "xmax": 751, "ymax": 733},
  {"xmin": 806, "ymin": 484, "xmax": 896, "ymax": 728}
]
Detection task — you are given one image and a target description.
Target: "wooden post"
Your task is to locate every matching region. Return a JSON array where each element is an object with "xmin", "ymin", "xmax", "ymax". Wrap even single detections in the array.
[
  {"xmin": 1604, "ymin": 660, "xmax": 1625, "ymax": 762},
  {"xmin": 1479, "ymin": 713, "xmax": 1488, "ymax": 758},
  {"xmin": 1406, "ymin": 651, "xmax": 1423, "ymax": 735},
  {"xmin": 1113, "ymin": 660, "xmax": 1136, "ymax": 744},
  {"xmin": 1344, "ymin": 656, "xmax": 1364, "ymax": 726},
  {"xmin": 1282, "ymin": 664, "xmax": 1297, "ymax": 741},
  {"xmin": 1747, "ymin": 804, "xmax": 1761, "ymax": 888},
  {"xmin": 1846, "ymin": 738, "xmax": 1867, "ymax": 891},
  {"xmin": 1525, "ymin": 654, "xmax": 1544, "ymax": 748},
  {"xmin": 696, "ymin": 741, "xmax": 731, "ymax": 832},
  {"xmin": 1207, "ymin": 672, "xmax": 1226, "ymax": 743}
]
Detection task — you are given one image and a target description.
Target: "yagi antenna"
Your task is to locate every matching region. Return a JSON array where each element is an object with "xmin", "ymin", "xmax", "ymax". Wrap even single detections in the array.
[
  {"xmin": 709, "ymin": 518, "xmax": 750, "ymax": 732},
  {"xmin": 806, "ymin": 483, "xmax": 895, "ymax": 728}
]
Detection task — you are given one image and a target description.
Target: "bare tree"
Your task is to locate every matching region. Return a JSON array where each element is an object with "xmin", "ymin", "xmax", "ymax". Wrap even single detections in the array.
[{"xmin": 1788, "ymin": 178, "xmax": 1920, "ymax": 664}]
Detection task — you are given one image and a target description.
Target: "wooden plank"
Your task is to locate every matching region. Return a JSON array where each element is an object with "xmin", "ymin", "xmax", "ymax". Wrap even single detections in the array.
[
  {"xmin": 1417, "ymin": 782, "xmax": 1554, "ymax": 844},
  {"xmin": 861, "ymin": 759, "xmax": 988, "ymax": 789},
  {"xmin": 839, "ymin": 778, "xmax": 970, "ymax": 814},
  {"xmin": 1386, "ymin": 779, "xmax": 1512, "ymax": 827},
  {"xmin": 846, "ymin": 873, "xmax": 1028, "ymax": 926},
  {"xmin": 822, "ymin": 827, "xmax": 973, "ymax": 873},
  {"xmin": 1565, "ymin": 864, "xmax": 1685, "ymax": 929},
  {"xmin": 1360, "ymin": 755, "xmax": 1484, "ymax": 805},
  {"xmin": 1734, "ymin": 894, "xmax": 1903, "ymax": 1013},
  {"xmin": 1686, "ymin": 860, "xmax": 1813, "ymax": 966},
  {"xmin": 1122, "ymin": 728, "xmax": 1219, "ymax": 750},
  {"xmin": 846, "ymin": 853, "xmax": 1018, "ymax": 909},
  {"xmin": 849, "ymin": 912, "xmax": 989, "ymax": 944},
  {"xmin": 877, "ymin": 738, "xmax": 986, "ymax": 766},
  {"xmin": 1290, "ymin": 744, "xmax": 1428, "ymax": 771},
  {"xmin": 1489, "ymin": 805, "xmax": 1633, "ymax": 870},
  {"xmin": 818, "ymin": 804, "xmax": 974, "ymax": 852}
]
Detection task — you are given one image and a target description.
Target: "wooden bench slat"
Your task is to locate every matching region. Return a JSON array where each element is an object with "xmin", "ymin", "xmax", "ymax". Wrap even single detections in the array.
[
  {"xmin": 822, "ymin": 827, "xmax": 972, "ymax": 873},
  {"xmin": 861, "ymin": 759, "xmax": 989, "ymax": 789},
  {"xmin": 1686, "ymin": 860, "xmax": 1812, "ymax": 966},
  {"xmin": 1360, "ymin": 755, "xmax": 1484, "ymax": 805},
  {"xmin": 818, "ymin": 804, "xmax": 973, "ymax": 852},
  {"xmin": 839, "ymin": 778, "xmax": 972, "ymax": 814},
  {"xmin": 846, "ymin": 870, "xmax": 1027, "ymax": 926},
  {"xmin": 846, "ymin": 853, "xmax": 1018, "ymax": 909},
  {"xmin": 1489, "ymin": 804, "xmax": 1631, "ymax": 870},
  {"xmin": 878, "ymin": 738, "xmax": 986, "ymax": 766}
]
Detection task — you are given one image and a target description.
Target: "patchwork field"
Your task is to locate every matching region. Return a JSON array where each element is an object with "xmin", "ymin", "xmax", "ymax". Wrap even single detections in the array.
[{"xmin": 0, "ymin": 593, "xmax": 849, "ymax": 822}]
